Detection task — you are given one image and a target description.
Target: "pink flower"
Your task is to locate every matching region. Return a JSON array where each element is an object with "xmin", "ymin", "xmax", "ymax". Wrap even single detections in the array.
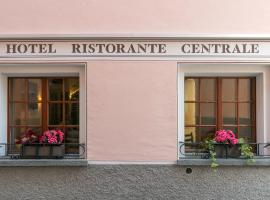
[
  {"xmin": 215, "ymin": 130, "xmax": 227, "ymax": 143},
  {"xmin": 39, "ymin": 129, "xmax": 65, "ymax": 144},
  {"xmin": 214, "ymin": 129, "xmax": 238, "ymax": 145},
  {"xmin": 48, "ymin": 135, "xmax": 58, "ymax": 144},
  {"xmin": 231, "ymin": 138, "xmax": 238, "ymax": 145}
]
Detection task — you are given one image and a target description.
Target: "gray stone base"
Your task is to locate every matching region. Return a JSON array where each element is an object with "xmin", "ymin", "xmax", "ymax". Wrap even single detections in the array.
[
  {"xmin": 0, "ymin": 165, "xmax": 269, "ymax": 199},
  {"xmin": 0, "ymin": 159, "xmax": 88, "ymax": 167}
]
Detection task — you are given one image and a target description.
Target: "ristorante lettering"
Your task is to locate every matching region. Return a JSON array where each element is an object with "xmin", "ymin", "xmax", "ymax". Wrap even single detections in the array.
[{"xmin": 71, "ymin": 43, "xmax": 167, "ymax": 54}]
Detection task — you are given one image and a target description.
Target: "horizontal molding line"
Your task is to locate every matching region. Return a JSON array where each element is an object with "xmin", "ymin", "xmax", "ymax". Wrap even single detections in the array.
[
  {"xmin": 87, "ymin": 160, "xmax": 177, "ymax": 165},
  {"xmin": 1, "ymin": 55, "xmax": 270, "ymax": 59},
  {"xmin": 2, "ymin": 34, "xmax": 270, "ymax": 40},
  {"xmin": 3, "ymin": 58, "xmax": 270, "ymax": 63}
]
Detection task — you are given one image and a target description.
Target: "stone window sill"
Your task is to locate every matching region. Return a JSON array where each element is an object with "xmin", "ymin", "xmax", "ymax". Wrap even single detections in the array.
[
  {"xmin": 0, "ymin": 159, "xmax": 88, "ymax": 167},
  {"xmin": 177, "ymin": 158, "xmax": 270, "ymax": 166}
]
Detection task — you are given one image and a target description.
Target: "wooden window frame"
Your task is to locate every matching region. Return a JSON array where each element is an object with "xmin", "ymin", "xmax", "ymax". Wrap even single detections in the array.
[
  {"xmin": 8, "ymin": 77, "xmax": 80, "ymax": 146},
  {"xmin": 184, "ymin": 77, "xmax": 256, "ymax": 142}
]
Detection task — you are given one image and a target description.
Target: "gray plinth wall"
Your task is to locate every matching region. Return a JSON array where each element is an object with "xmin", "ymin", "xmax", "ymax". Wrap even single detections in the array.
[{"xmin": 0, "ymin": 165, "xmax": 269, "ymax": 200}]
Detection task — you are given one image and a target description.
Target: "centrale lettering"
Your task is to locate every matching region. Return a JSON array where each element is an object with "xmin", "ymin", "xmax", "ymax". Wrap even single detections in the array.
[
  {"xmin": 72, "ymin": 43, "xmax": 167, "ymax": 54},
  {"xmin": 181, "ymin": 43, "xmax": 259, "ymax": 54}
]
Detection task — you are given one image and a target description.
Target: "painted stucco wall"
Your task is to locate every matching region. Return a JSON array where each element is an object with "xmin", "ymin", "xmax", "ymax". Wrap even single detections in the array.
[
  {"xmin": 1, "ymin": 0, "xmax": 270, "ymax": 163},
  {"xmin": 87, "ymin": 61, "xmax": 177, "ymax": 161},
  {"xmin": 0, "ymin": 0, "xmax": 270, "ymax": 34}
]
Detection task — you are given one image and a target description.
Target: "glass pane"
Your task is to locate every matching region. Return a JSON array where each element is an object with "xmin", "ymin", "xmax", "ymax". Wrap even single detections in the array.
[
  {"xmin": 199, "ymin": 127, "xmax": 216, "ymax": 142},
  {"xmin": 28, "ymin": 127, "xmax": 42, "ymax": 137},
  {"xmin": 65, "ymin": 127, "xmax": 79, "ymax": 143},
  {"xmin": 48, "ymin": 103, "xmax": 63, "ymax": 125},
  {"xmin": 239, "ymin": 127, "xmax": 253, "ymax": 142},
  {"xmin": 185, "ymin": 103, "xmax": 199, "ymax": 125},
  {"xmin": 222, "ymin": 79, "xmax": 237, "ymax": 101},
  {"xmin": 28, "ymin": 79, "xmax": 42, "ymax": 102},
  {"xmin": 201, "ymin": 103, "xmax": 216, "ymax": 125},
  {"xmin": 48, "ymin": 127, "xmax": 64, "ymax": 132},
  {"xmin": 48, "ymin": 79, "xmax": 63, "ymax": 101},
  {"xmin": 184, "ymin": 79, "xmax": 199, "ymax": 101},
  {"xmin": 200, "ymin": 79, "xmax": 216, "ymax": 101},
  {"xmin": 222, "ymin": 103, "xmax": 237, "ymax": 125},
  {"xmin": 184, "ymin": 127, "xmax": 216, "ymax": 143},
  {"xmin": 65, "ymin": 78, "xmax": 79, "ymax": 101},
  {"xmin": 239, "ymin": 79, "xmax": 251, "ymax": 101},
  {"xmin": 9, "ymin": 78, "xmax": 26, "ymax": 101},
  {"xmin": 239, "ymin": 103, "xmax": 251, "ymax": 125},
  {"xmin": 11, "ymin": 127, "xmax": 26, "ymax": 144},
  {"xmin": 65, "ymin": 103, "xmax": 79, "ymax": 125},
  {"xmin": 27, "ymin": 103, "xmax": 42, "ymax": 125},
  {"xmin": 184, "ymin": 127, "xmax": 197, "ymax": 143},
  {"xmin": 65, "ymin": 127, "xmax": 79, "ymax": 154},
  {"xmin": 9, "ymin": 103, "xmax": 26, "ymax": 125},
  {"xmin": 10, "ymin": 127, "xmax": 41, "ymax": 153},
  {"xmin": 222, "ymin": 126, "xmax": 238, "ymax": 136}
]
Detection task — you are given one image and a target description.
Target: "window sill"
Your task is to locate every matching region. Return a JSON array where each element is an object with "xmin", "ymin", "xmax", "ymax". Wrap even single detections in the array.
[
  {"xmin": 177, "ymin": 158, "xmax": 270, "ymax": 166},
  {"xmin": 0, "ymin": 159, "xmax": 88, "ymax": 167}
]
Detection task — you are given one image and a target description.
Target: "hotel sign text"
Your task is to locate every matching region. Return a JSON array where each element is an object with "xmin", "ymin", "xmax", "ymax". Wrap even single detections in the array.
[{"xmin": 0, "ymin": 40, "xmax": 268, "ymax": 58}]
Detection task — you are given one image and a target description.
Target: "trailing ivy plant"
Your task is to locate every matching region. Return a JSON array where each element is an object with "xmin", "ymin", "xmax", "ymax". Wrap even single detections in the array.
[
  {"xmin": 238, "ymin": 138, "xmax": 255, "ymax": 164},
  {"xmin": 205, "ymin": 139, "xmax": 219, "ymax": 168}
]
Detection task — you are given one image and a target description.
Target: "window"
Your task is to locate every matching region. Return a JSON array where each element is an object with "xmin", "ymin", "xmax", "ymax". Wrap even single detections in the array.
[
  {"xmin": 184, "ymin": 77, "xmax": 256, "ymax": 144},
  {"xmin": 8, "ymin": 77, "xmax": 79, "ymax": 154}
]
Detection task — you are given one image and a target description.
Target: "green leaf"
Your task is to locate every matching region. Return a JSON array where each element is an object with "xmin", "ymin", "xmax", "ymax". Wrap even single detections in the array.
[
  {"xmin": 238, "ymin": 138, "xmax": 245, "ymax": 144},
  {"xmin": 211, "ymin": 162, "xmax": 219, "ymax": 168}
]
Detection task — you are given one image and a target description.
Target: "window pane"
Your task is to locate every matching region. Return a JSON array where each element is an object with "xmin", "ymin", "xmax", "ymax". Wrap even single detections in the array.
[
  {"xmin": 184, "ymin": 127, "xmax": 196, "ymax": 143},
  {"xmin": 239, "ymin": 127, "xmax": 252, "ymax": 141},
  {"xmin": 65, "ymin": 103, "xmax": 79, "ymax": 125},
  {"xmin": 29, "ymin": 127, "xmax": 42, "ymax": 136},
  {"xmin": 201, "ymin": 103, "xmax": 216, "ymax": 125},
  {"xmin": 185, "ymin": 103, "xmax": 199, "ymax": 125},
  {"xmin": 199, "ymin": 127, "xmax": 216, "ymax": 142},
  {"xmin": 184, "ymin": 127, "xmax": 202, "ymax": 152},
  {"xmin": 65, "ymin": 127, "xmax": 79, "ymax": 143},
  {"xmin": 48, "ymin": 103, "xmax": 63, "ymax": 125},
  {"xmin": 221, "ymin": 126, "xmax": 238, "ymax": 135},
  {"xmin": 28, "ymin": 79, "xmax": 42, "ymax": 102},
  {"xmin": 11, "ymin": 127, "xmax": 26, "ymax": 144},
  {"xmin": 65, "ymin": 78, "xmax": 79, "ymax": 101},
  {"xmin": 65, "ymin": 127, "xmax": 79, "ymax": 154},
  {"xmin": 9, "ymin": 78, "xmax": 26, "ymax": 101},
  {"xmin": 200, "ymin": 79, "xmax": 216, "ymax": 101},
  {"xmin": 184, "ymin": 127, "xmax": 216, "ymax": 143},
  {"xmin": 48, "ymin": 79, "xmax": 63, "ymax": 101},
  {"xmin": 9, "ymin": 103, "xmax": 26, "ymax": 125},
  {"xmin": 239, "ymin": 103, "xmax": 251, "ymax": 125},
  {"xmin": 222, "ymin": 103, "xmax": 237, "ymax": 125},
  {"xmin": 184, "ymin": 79, "xmax": 199, "ymax": 101},
  {"xmin": 239, "ymin": 79, "xmax": 251, "ymax": 101},
  {"xmin": 48, "ymin": 127, "xmax": 64, "ymax": 132},
  {"xmin": 222, "ymin": 79, "xmax": 237, "ymax": 101},
  {"xmin": 27, "ymin": 103, "xmax": 42, "ymax": 125}
]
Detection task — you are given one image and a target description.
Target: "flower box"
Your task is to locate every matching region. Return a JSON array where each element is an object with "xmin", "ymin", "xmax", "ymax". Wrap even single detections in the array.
[
  {"xmin": 21, "ymin": 144, "xmax": 65, "ymax": 159},
  {"xmin": 214, "ymin": 144, "xmax": 241, "ymax": 158}
]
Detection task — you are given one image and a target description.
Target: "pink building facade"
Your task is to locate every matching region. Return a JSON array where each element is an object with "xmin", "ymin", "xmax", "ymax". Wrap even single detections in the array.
[
  {"xmin": 1, "ymin": 1, "xmax": 270, "ymax": 199},
  {"xmin": 0, "ymin": 0, "xmax": 270, "ymax": 165}
]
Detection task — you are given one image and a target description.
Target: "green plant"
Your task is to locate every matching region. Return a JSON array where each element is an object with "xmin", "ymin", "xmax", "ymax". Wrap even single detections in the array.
[
  {"xmin": 206, "ymin": 137, "xmax": 255, "ymax": 169},
  {"xmin": 205, "ymin": 139, "xmax": 219, "ymax": 168},
  {"xmin": 238, "ymin": 138, "xmax": 255, "ymax": 164}
]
